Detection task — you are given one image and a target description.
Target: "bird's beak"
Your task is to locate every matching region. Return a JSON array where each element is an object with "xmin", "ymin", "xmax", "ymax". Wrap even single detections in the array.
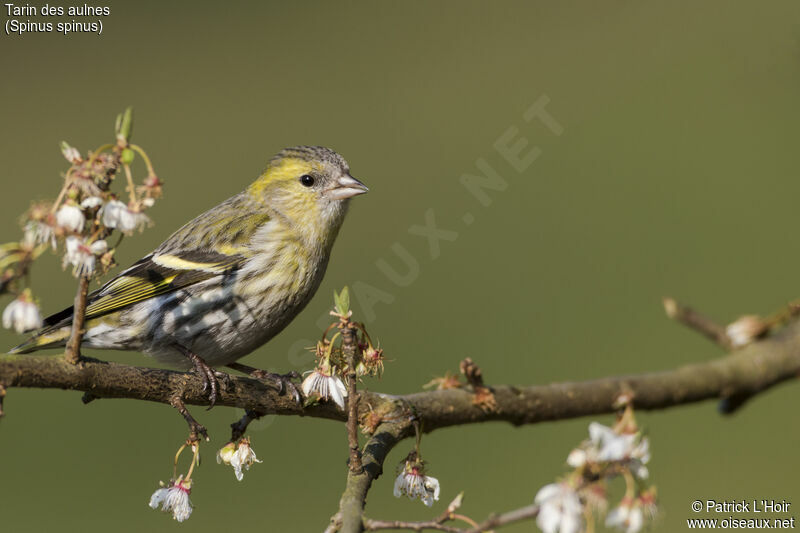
[{"xmin": 326, "ymin": 174, "xmax": 369, "ymax": 200}]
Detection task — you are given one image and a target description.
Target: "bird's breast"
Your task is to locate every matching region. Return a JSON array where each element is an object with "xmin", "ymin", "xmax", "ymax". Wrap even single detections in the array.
[{"xmin": 136, "ymin": 224, "xmax": 332, "ymax": 366}]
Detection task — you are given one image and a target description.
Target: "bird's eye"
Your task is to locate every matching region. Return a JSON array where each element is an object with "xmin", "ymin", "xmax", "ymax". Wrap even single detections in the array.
[{"xmin": 299, "ymin": 174, "xmax": 315, "ymax": 187}]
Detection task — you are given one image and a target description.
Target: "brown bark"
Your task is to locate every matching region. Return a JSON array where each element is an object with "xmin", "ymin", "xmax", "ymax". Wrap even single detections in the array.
[{"xmin": 2, "ymin": 317, "xmax": 800, "ymax": 532}]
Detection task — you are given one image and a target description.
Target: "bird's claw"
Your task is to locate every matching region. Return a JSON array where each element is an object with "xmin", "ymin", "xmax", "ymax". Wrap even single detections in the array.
[
  {"xmin": 252, "ymin": 370, "xmax": 302, "ymax": 403},
  {"xmin": 225, "ymin": 363, "xmax": 302, "ymax": 404},
  {"xmin": 179, "ymin": 347, "xmax": 223, "ymax": 409},
  {"xmin": 214, "ymin": 370, "xmax": 232, "ymax": 392}
]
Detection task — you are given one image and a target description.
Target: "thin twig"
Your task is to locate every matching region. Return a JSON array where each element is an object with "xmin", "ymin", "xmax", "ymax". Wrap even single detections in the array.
[
  {"xmin": 64, "ymin": 274, "xmax": 90, "ymax": 364},
  {"xmin": 663, "ymin": 297, "xmax": 732, "ymax": 349},
  {"xmin": 342, "ymin": 322, "xmax": 363, "ymax": 473},
  {"xmin": 362, "ymin": 499, "xmax": 540, "ymax": 532},
  {"xmin": 230, "ymin": 409, "xmax": 265, "ymax": 442},
  {"xmin": 364, "ymin": 493, "xmax": 468, "ymax": 532},
  {"xmin": 364, "ymin": 519, "xmax": 461, "ymax": 532},
  {"xmin": 122, "ymin": 163, "xmax": 138, "ymax": 204},
  {"xmin": 762, "ymin": 299, "xmax": 800, "ymax": 332},
  {"xmin": 81, "ymin": 391, "xmax": 99, "ymax": 404},
  {"xmin": 465, "ymin": 503, "xmax": 540, "ymax": 533},
  {"xmin": 50, "ymin": 175, "xmax": 72, "ymax": 214}
]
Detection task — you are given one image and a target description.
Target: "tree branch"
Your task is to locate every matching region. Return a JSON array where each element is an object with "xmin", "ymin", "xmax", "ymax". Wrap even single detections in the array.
[
  {"xmin": 2, "ymin": 316, "xmax": 800, "ymax": 532},
  {"xmin": 0, "ymin": 353, "xmax": 344, "ymax": 418},
  {"xmin": 5, "ymin": 314, "xmax": 798, "ymax": 423},
  {"xmin": 338, "ymin": 421, "xmax": 411, "ymax": 532}
]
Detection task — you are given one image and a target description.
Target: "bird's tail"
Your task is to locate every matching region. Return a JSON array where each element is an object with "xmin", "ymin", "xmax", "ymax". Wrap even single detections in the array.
[
  {"xmin": 7, "ymin": 304, "xmax": 75, "ymax": 354},
  {"xmin": 8, "ymin": 326, "xmax": 71, "ymax": 354}
]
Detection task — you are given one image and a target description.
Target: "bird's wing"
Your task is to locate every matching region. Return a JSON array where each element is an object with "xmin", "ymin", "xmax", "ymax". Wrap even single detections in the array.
[
  {"xmin": 42, "ymin": 250, "xmax": 247, "ymax": 328},
  {"xmin": 9, "ymin": 201, "xmax": 275, "ymax": 354},
  {"xmin": 44, "ymin": 202, "xmax": 275, "ymax": 327}
]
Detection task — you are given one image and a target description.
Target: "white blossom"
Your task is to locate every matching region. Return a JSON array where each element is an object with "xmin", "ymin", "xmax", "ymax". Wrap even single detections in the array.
[
  {"xmin": 148, "ymin": 477, "xmax": 193, "ymax": 522},
  {"xmin": 122, "ymin": 210, "xmax": 150, "ymax": 233},
  {"xmin": 217, "ymin": 439, "xmax": 262, "ymax": 481},
  {"xmin": 63, "ymin": 236, "xmax": 89, "ymax": 273},
  {"xmin": 22, "ymin": 221, "xmax": 56, "ymax": 249},
  {"xmin": 589, "ymin": 423, "xmax": 635, "ymax": 462},
  {"xmin": 581, "ymin": 483, "xmax": 608, "ymax": 515},
  {"xmin": 217, "ymin": 442, "xmax": 236, "ymax": 465},
  {"xmin": 100, "ymin": 199, "xmax": 150, "ymax": 234},
  {"xmin": 89, "ymin": 239, "xmax": 108, "ymax": 255},
  {"xmin": 100, "ymin": 199, "xmax": 125, "ymax": 227},
  {"xmin": 629, "ymin": 437, "xmax": 650, "ymax": 479},
  {"xmin": 55, "ymin": 204, "xmax": 85, "ymax": 233},
  {"xmin": 639, "ymin": 492, "xmax": 658, "ymax": 522},
  {"xmin": 80, "ymin": 196, "xmax": 104, "ymax": 209},
  {"xmin": 566, "ymin": 448, "xmax": 587, "ymax": 468},
  {"xmin": 393, "ymin": 468, "xmax": 440, "ymax": 507},
  {"xmin": 63, "ymin": 237, "xmax": 106, "ymax": 277},
  {"xmin": 606, "ymin": 500, "xmax": 644, "ymax": 533},
  {"xmin": 534, "ymin": 483, "xmax": 584, "ymax": 533},
  {"xmin": 2, "ymin": 296, "xmax": 42, "ymax": 333},
  {"xmin": 302, "ymin": 369, "xmax": 347, "ymax": 409},
  {"xmin": 586, "ymin": 422, "xmax": 651, "ymax": 479}
]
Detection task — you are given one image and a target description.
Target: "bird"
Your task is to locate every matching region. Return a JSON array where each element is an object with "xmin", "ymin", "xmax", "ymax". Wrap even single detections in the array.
[{"xmin": 9, "ymin": 146, "xmax": 368, "ymax": 405}]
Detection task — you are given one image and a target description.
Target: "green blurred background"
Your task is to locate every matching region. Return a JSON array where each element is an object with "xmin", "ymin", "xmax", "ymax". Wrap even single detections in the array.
[{"xmin": 2, "ymin": 1, "xmax": 800, "ymax": 531}]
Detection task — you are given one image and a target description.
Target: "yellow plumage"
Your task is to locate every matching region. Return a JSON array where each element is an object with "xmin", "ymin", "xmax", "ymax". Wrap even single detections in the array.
[{"xmin": 11, "ymin": 146, "xmax": 368, "ymax": 404}]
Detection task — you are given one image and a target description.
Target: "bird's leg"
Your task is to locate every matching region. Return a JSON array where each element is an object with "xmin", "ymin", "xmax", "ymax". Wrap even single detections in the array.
[
  {"xmin": 227, "ymin": 362, "xmax": 302, "ymax": 403},
  {"xmin": 170, "ymin": 394, "xmax": 208, "ymax": 441},
  {"xmin": 174, "ymin": 344, "xmax": 223, "ymax": 409}
]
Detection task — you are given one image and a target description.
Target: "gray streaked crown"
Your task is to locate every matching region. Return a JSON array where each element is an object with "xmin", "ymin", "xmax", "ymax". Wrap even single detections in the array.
[{"xmin": 269, "ymin": 145, "xmax": 349, "ymax": 173}]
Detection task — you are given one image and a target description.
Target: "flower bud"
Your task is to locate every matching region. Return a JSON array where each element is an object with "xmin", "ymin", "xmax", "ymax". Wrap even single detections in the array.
[
  {"xmin": 121, "ymin": 148, "xmax": 135, "ymax": 165},
  {"xmin": 60, "ymin": 141, "xmax": 81, "ymax": 164},
  {"xmin": 725, "ymin": 315, "xmax": 765, "ymax": 348},
  {"xmin": 115, "ymin": 107, "xmax": 134, "ymax": 144}
]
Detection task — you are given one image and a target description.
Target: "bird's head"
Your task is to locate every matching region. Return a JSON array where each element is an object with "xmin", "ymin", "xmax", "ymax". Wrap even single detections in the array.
[{"xmin": 248, "ymin": 146, "xmax": 368, "ymax": 245}]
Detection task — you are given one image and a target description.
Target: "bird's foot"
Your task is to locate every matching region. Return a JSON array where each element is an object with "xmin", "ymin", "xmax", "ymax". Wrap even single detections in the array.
[
  {"xmin": 176, "ymin": 346, "xmax": 224, "ymax": 409},
  {"xmin": 253, "ymin": 370, "xmax": 302, "ymax": 403},
  {"xmin": 213, "ymin": 370, "xmax": 232, "ymax": 392},
  {"xmin": 227, "ymin": 362, "xmax": 302, "ymax": 403},
  {"xmin": 170, "ymin": 394, "xmax": 209, "ymax": 441}
]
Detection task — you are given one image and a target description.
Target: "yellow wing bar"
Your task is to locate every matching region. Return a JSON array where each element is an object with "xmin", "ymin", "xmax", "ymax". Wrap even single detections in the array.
[{"xmin": 78, "ymin": 251, "xmax": 245, "ymax": 321}]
